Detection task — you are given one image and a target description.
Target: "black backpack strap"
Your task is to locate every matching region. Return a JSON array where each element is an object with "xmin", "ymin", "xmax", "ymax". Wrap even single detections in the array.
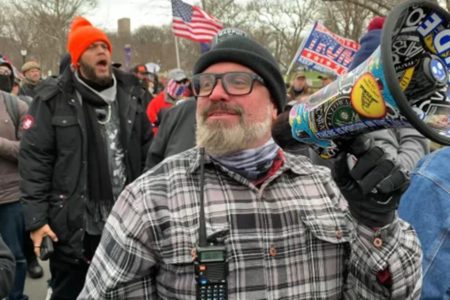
[{"xmin": 2, "ymin": 91, "xmax": 20, "ymax": 139}]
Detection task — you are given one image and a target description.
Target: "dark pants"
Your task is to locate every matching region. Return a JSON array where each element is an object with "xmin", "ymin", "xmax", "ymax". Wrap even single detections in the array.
[
  {"xmin": 49, "ymin": 234, "xmax": 101, "ymax": 300},
  {"xmin": 49, "ymin": 259, "xmax": 89, "ymax": 300},
  {"xmin": 24, "ymin": 230, "xmax": 37, "ymax": 265},
  {"xmin": 0, "ymin": 201, "xmax": 28, "ymax": 300}
]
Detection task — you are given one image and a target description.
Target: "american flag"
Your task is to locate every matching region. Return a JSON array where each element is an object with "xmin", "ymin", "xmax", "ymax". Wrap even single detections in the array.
[
  {"xmin": 166, "ymin": 79, "xmax": 185, "ymax": 98},
  {"xmin": 296, "ymin": 22, "xmax": 360, "ymax": 75},
  {"xmin": 171, "ymin": 0, "xmax": 223, "ymax": 43}
]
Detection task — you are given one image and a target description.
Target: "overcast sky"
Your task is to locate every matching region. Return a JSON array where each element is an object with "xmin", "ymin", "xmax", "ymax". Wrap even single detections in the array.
[{"xmin": 85, "ymin": 0, "xmax": 203, "ymax": 32}]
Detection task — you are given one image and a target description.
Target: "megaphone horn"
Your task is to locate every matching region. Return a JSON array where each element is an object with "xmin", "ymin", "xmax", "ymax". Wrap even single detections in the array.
[{"xmin": 273, "ymin": 0, "xmax": 450, "ymax": 158}]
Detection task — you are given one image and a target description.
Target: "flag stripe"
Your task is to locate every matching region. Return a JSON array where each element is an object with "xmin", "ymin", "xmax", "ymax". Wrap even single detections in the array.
[
  {"xmin": 171, "ymin": 0, "xmax": 223, "ymax": 43},
  {"xmin": 173, "ymin": 19, "xmax": 221, "ymax": 31}
]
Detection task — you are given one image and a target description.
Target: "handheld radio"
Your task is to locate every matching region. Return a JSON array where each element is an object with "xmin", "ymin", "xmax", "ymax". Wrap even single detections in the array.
[{"xmin": 194, "ymin": 148, "xmax": 228, "ymax": 300}]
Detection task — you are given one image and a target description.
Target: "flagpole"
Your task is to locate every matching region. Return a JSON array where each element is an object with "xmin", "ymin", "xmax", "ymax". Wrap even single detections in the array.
[
  {"xmin": 285, "ymin": 45, "xmax": 302, "ymax": 79},
  {"xmin": 285, "ymin": 21, "xmax": 317, "ymax": 78},
  {"xmin": 174, "ymin": 36, "xmax": 181, "ymax": 69}
]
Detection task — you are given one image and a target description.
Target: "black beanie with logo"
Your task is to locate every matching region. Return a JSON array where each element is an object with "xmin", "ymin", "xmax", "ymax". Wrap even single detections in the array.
[{"xmin": 193, "ymin": 35, "xmax": 286, "ymax": 114}]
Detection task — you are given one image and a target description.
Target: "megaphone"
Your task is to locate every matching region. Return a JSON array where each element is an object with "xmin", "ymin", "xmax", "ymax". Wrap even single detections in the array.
[{"xmin": 273, "ymin": 0, "xmax": 450, "ymax": 158}]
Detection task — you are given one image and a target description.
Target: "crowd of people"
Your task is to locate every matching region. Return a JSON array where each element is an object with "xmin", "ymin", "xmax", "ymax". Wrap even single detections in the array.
[{"xmin": 0, "ymin": 12, "xmax": 448, "ymax": 300}]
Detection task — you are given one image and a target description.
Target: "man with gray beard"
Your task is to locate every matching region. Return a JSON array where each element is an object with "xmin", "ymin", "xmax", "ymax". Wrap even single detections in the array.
[
  {"xmin": 19, "ymin": 16, "xmax": 152, "ymax": 300},
  {"xmin": 79, "ymin": 35, "xmax": 420, "ymax": 299}
]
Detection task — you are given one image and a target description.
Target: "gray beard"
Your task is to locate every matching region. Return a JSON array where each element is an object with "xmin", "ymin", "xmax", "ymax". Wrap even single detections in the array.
[{"xmin": 196, "ymin": 107, "xmax": 272, "ymax": 156}]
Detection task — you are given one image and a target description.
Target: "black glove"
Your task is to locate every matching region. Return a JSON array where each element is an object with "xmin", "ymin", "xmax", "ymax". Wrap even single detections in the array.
[{"xmin": 332, "ymin": 135, "xmax": 410, "ymax": 228}]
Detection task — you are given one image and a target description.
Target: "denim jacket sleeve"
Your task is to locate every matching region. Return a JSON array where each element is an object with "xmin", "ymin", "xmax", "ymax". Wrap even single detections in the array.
[{"xmin": 399, "ymin": 147, "xmax": 450, "ymax": 299}]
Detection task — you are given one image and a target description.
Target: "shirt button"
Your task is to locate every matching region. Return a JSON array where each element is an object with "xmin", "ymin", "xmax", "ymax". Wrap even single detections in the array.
[
  {"xmin": 269, "ymin": 245, "xmax": 277, "ymax": 257},
  {"xmin": 191, "ymin": 248, "xmax": 197, "ymax": 261},
  {"xmin": 373, "ymin": 237, "xmax": 383, "ymax": 249},
  {"xmin": 335, "ymin": 230, "xmax": 343, "ymax": 240}
]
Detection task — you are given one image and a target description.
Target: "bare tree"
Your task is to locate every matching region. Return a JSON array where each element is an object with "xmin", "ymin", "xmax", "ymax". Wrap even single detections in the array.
[
  {"xmin": 203, "ymin": 0, "xmax": 249, "ymax": 28},
  {"xmin": 1, "ymin": 0, "xmax": 97, "ymax": 72},
  {"xmin": 245, "ymin": 0, "xmax": 320, "ymax": 72},
  {"xmin": 6, "ymin": 0, "xmax": 446, "ymax": 77},
  {"xmin": 317, "ymin": 1, "xmax": 372, "ymax": 41},
  {"xmin": 321, "ymin": 0, "xmax": 394, "ymax": 16}
]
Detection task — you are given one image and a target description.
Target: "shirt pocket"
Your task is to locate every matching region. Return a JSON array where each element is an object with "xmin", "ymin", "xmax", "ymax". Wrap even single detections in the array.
[
  {"xmin": 158, "ymin": 226, "xmax": 198, "ymax": 299},
  {"xmin": 298, "ymin": 204, "xmax": 354, "ymax": 298},
  {"xmin": 52, "ymin": 115, "xmax": 80, "ymax": 146},
  {"xmin": 51, "ymin": 115, "xmax": 82, "ymax": 185},
  {"xmin": 302, "ymin": 213, "xmax": 353, "ymax": 244}
]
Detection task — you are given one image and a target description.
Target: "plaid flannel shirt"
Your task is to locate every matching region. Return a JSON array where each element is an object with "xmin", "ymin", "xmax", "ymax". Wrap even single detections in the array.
[{"xmin": 79, "ymin": 148, "xmax": 421, "ymax": 299}]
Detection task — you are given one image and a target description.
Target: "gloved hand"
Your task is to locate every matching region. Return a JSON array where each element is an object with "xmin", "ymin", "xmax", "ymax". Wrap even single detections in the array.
[{"xmin": 332, "ymin": 135, "xmax": 410, "ymax": 228}]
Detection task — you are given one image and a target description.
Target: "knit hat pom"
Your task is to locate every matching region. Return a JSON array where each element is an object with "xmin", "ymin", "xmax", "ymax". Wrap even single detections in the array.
[
  {"xmin": 70, "ymin": 16, "xmax": 93, "ymax": 32},
  {"xmin": 367, "ymin": 16, "xmax": 385, "ymax": 31},
  {"xmin": 67, "ymin": 16, "xmax": 112, "ymax": 66}
]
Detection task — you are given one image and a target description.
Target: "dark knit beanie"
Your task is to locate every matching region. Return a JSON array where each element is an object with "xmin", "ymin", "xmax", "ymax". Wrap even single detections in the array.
[{"xmin": 193, "ymin": 35, "xmax": 286, "ymax": 114}]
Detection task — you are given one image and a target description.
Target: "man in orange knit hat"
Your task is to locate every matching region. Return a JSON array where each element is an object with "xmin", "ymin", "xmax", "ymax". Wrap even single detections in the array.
[{"xmin": 19, "ymin": 16, "xmax": 153, "ymax": 299}]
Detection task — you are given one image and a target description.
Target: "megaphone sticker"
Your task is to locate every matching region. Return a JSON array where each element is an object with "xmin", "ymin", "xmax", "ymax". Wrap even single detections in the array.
[
  {"xmin": 399, "ymin": 67, "xmax": 415, "ymax": 91},
  {"xmin": 276, "ymin": 0, "xmax": 450, "ymax": 153},
  {"xmin": 350, "ymin": 73, "xmax": 387, "ymax": 119}
]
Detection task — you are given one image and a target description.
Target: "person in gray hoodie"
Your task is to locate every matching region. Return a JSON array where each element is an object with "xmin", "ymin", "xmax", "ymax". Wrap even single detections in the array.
[{"xmin": 0, "ymin": 57, "xmax": 29, "ymax": 300}]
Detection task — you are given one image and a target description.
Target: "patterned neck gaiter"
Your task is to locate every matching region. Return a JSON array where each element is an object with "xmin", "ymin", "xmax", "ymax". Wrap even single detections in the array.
[{"xmin": 211, "ymin": 138, "xmax": 280, "ymax": 181}]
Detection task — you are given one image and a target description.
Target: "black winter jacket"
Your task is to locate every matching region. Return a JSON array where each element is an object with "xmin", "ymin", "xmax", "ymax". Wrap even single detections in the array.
[
  {"xmin": 19, "ymin": 68, "xmax": 153, "ymax": 264},
  {"xmin": 144, "ymin": 98, "xmax": 196, "ymax": 170}
]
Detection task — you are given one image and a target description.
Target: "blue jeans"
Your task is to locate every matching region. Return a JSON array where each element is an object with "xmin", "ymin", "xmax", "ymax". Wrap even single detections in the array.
[{"xmin": 0, "ymin": 201, "xmax": 28, "ymax": 300}]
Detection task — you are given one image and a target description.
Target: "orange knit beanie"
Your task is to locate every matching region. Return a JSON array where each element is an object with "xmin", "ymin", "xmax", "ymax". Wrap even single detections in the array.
[{"xmin": 67, "ymin": 16, "xmax": 112, "ymax": 66}]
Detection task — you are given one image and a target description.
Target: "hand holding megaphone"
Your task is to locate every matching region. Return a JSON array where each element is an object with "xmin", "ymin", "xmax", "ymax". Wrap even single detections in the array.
[
  {"xmin": 331, "ymin": 135, "xmax": 409, "ymax": 228},
  {"xmin": 273, "ymin": 0, "xmax": 450, "ymax": 157}
]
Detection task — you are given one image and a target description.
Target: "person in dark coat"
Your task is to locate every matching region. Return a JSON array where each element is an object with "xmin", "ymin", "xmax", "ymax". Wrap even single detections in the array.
[
  {"xmin": 19, "ymin": 16, "xmax": 153, "ymax": 300},
  {"xmin": 145, "ymin": 97, "xmax": 196, "ymax": 170}
]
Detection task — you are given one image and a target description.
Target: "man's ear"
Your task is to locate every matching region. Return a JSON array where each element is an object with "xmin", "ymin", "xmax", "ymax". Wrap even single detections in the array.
[{"xmin": 271, "ymin": 99, "xmax": 278, "ymax": 120}]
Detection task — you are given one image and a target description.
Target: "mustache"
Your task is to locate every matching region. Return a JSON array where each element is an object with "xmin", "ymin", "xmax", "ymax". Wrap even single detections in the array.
[{"xmin": 201, "ymin": 102, "xmax": 244, "ymax": 119}]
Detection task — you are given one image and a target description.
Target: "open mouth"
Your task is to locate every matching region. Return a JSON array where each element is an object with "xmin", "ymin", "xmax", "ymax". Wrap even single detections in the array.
[{"xmin": 96, "ymin": 59, "xmax": 108, "ymax": 68}]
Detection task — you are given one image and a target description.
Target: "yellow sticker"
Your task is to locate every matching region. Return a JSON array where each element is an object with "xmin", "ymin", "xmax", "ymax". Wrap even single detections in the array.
[
  {"xmin": 350, "ymin": 73, "xmax": 386, "ymax": 119},
  {"xmin": 399, "ymin": 67, "xmax": 415, "ymax": 91},
  {"xmin": 424, "ymin": 35, "xmax": 437, "ymax": 54}
]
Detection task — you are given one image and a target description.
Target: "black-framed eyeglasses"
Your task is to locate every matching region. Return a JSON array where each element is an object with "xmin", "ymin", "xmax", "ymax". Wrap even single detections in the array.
[{"xmin": 192, "ymin": 72, "xmax": 264, "ymax": 97}]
